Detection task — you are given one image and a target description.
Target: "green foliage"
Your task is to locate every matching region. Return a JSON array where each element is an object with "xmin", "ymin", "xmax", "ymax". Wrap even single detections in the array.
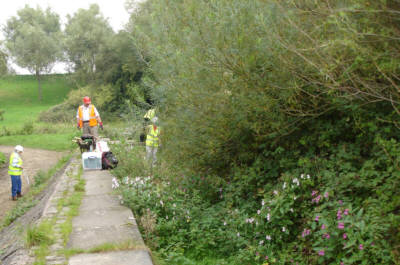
[
  {"xmin": 26, "ymin": 220, "xmax": 54, "ymax": 247},
  {"xmin": 119, "ymin": 0, "xmax": 400, "ymax": 264},
  {"xmin": 64, "ymin": 4, "xmax": 114, "ymax": 84}
]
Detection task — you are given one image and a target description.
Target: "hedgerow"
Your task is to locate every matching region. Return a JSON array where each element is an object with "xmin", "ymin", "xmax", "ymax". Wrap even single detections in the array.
[{"xmin": 111, "ymin": 0, "xmax": 400, "ymax": 264}]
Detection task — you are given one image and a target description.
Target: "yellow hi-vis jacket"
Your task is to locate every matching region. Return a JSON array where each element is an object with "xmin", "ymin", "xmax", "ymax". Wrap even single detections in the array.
[
  {"xmin": 146, "ymin": 125, "xmax": 160, "ymax": 147},
  {"xmin": 78, "ymin": 105, "xmax": 98, "ymax": 128},
  {"xmin": 8, "ymin": 152, "xmax": 23, "ymax": 176},
  {"xmin": 144, "ymin": 109, "xmax": 155, "ymax": 120}
]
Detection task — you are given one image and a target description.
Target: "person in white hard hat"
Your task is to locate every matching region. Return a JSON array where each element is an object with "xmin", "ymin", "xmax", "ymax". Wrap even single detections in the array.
[
  {"xmin": 8, "ymin": 145, "xmax": 24, "ymax": 201},
  {"xmin": 145, "ymin": 117, "xmax": 161, "ymax": 167}
]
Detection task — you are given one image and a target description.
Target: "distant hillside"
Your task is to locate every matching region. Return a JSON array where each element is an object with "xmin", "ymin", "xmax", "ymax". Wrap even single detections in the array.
[{"xmin": 0, "ymin": 74, "xmax": 74, "ymax": 128}]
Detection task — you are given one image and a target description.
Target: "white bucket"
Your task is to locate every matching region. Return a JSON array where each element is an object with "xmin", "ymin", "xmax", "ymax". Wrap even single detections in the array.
[{"xmin": 82, "ymin": 152, "xmax": 102, "ymax": 170}]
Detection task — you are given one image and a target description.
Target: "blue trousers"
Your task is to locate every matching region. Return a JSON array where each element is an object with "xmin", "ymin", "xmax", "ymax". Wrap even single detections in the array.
[{"xmin": 10, "ymin": 175, "xmax": 22, "ymax": 197}]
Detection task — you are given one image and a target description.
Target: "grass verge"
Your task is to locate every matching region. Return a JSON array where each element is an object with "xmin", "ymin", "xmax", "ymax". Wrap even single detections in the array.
[
  {"xmin": 58, "ymin": 167, "xmax": 85, "ymax": 245},
  {"xmin": 29, "ymin": 162, "xmax": 83, "ymax": 265},
  {"xmin": 0, "ymin": 155, "xmax": 72, "ymax": 231}
]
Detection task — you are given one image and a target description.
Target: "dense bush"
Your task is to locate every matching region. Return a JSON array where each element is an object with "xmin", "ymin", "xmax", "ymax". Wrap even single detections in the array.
[{"xmin": 111, "ymin": 0, "xmax": 400, "ymax": 264}]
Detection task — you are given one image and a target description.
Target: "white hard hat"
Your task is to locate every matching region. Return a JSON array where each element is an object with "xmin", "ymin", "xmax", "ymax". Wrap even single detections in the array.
[
  {"xmin": 151, "ymin": 117, "xmax": 158, "ymax": 124},
  {"xmin": 15, "ymin": 145, "xmax": 23, "ymax": 152}
]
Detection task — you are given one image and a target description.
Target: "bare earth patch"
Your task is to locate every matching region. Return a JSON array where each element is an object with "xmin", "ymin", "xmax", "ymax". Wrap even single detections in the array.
[{"xmin": 0, "ymin": 146, "xmax": 64, "ymax": 221}]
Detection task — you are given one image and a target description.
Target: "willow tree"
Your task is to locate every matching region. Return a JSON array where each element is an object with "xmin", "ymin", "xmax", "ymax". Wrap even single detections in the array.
[
  {"xmin": 4, "ymin": 5, "xmax": 62, "ymax": 101},
  {"xmin": 64, "ymin": 4, "xmax": 114, "ymax": 84}
]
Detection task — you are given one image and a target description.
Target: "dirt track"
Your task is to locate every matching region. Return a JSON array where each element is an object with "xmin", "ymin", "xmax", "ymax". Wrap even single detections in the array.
[{"xmin": 0, "ymin": 146, "xmax": 64, "ymax": 221}]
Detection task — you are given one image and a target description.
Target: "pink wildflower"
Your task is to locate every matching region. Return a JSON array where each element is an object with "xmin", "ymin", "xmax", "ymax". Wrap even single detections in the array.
[
  {"xmin": 340, "ymin": 262, "xmax": 344, "ymax": 265},
  {"xmin": 344, "ymin": 209, "xmax": 349, "ymax": 215},
  {"xmin": 312, "ymin": 190, "xmax": 318, "ymax": 197},
  {"xmin": 338, "ymin": 200, "xmax": 343, "ymax": 205},
  {"xmin": 324, "ymin": 191, "xmax": 329, "ymax": 198},
  {"xmin": 338, "ymin": 222, "xmax": 345, "ymax": 229},
  {"xmin": 343, "ymin": 233, "xmax": 347, "ymax": 239},
  {"xmin": 315, "ymin": 216, "xmax": 320, "ymax": 222},
  {"xmin": 337, "ymin": 209, "xmax": 342, "ymax": 220},
  {"xmin": 359, "ymin": 244, "xmax": 363, "ymax": 250},
  {"xmin": 318, "ymin": 250, "xmax": 325, "ymax": 256},
  {"xmin": 321, "ymin": 224, "xmax": 326, "ymax": 230},
  {"xmin": 323, "ymin": 233, "xmax": 330, "ymax": 239},
  {"xmin": 265, "ymin": 256, "xmax": 269, "ymax": 260},
  {"xmin": 312, "ymin": 195, "xmax": 322, "ymax": 203}
]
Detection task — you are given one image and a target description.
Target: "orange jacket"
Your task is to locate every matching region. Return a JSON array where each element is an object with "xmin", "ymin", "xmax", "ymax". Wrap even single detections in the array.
[{"xmin": 78, "ymin": 105, "xmax": 98, "ymax": 128}]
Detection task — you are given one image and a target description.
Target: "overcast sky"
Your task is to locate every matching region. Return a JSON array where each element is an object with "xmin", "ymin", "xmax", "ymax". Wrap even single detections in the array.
[{"xmin": 0, "ymin": 0, "xmax": 139, "ymax": 74}]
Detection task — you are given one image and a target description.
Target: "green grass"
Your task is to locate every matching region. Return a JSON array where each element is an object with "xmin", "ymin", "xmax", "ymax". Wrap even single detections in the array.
[
  {"xmin": 57, "ymin": 167, "xmax": 84, "ymax": 245},
  {"xmin": 0, "ymin": 74, "xmax": 76, "ymax": 151},
  {"xmin": 0, "ymin": 75, "xmax": 72, "ymax": 127},
  {"xmin": 26, "ymin": 220, "xmax": 54, "ymax": 247},
  {"xmin": 0, "ymin": 133, "xmax": 76, "ymax": 151}
]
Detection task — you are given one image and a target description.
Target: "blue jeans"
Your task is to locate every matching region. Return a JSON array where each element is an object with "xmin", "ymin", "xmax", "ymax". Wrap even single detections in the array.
[{"xmin": 10, "ymin": 175, "xmax": 22, "ymax": 197}]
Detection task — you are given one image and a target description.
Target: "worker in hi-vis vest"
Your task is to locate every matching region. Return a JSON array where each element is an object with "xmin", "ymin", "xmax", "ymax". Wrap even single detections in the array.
[
  {"xmin": 140, "ymin": 108, "xmax": 156, "ymax": 142},
  {"xmin": 145, "ymin": 116, "xmax": 161, "ymax": 167},
  {"xmin": 8, "ymin": 145, "xmax": 23, "ymax": 201},
  {"xmin": 76, "ymin": 96, "xmax": 103, "ymax": 138}
]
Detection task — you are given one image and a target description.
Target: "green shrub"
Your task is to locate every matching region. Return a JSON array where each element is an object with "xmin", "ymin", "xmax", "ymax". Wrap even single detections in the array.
[
  {"xmin": 26, "ymin": 221, "xmax": 54, "ymax": 247},
  {"xmin": 119, "ymin": 0, "xmax": 400, "ymax": 263}
]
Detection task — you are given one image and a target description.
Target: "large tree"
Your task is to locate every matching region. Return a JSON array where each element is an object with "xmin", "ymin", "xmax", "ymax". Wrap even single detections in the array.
[
  {"xmin": 64, "ymin": 4, "xmax": 114, "ymax": 84},
  {"xmin": 4, "ymin": 5, "xmax": 62, "ymax": 101}
]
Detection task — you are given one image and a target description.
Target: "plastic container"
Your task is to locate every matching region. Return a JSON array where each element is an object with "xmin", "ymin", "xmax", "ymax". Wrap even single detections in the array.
[
  {"xmin": 96, "ymin": 140, "xmax": 110, "ymax": 152},
  {"xmin": 82, "ymin": 152, "xmax": 102, "ymax": 170}
]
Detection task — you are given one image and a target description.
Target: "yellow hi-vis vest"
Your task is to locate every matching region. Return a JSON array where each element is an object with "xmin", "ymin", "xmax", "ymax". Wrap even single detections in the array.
[
  {"xmin": 146, "ymin": 125, "xmax": 160, "ymax": 147},
  {"xmin": 144, "ymin": 109, "xmax": 155, "ymax": 120},
  {"xmin": 78, "ymin": 105, "xmax": 98, "ymax": 128},
  {"xmin": 8, "ymin": 152, "xmax": 22, "ymax": 176}
]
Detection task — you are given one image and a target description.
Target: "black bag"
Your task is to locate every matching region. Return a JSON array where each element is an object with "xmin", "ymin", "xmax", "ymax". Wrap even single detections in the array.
[
  {"xmin": 139, "ymin": 133, "xmax": 146, "ymax": 142},
  {"xmin": 102, "ymin": 151, "xmax": 118, "ymax": 170}
]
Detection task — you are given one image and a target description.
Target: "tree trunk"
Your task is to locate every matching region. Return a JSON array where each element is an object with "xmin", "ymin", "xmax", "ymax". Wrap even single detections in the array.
[{"xmin": 36, "ymin": 69, "xmax": 42, "ymax": 102}]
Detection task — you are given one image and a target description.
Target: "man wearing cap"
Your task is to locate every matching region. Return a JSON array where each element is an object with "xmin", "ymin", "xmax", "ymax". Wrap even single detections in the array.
[
  {"xmin": 8, "ymin": 145, "xmax": 24, "ymax": 201},
  {"xmin": 76, "ymin": 96, "xmax": 103, "ymax": 137}
]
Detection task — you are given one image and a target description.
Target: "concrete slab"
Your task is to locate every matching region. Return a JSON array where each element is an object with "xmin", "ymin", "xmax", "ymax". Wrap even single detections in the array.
[
  {"xmin": 67, "ymin": 226, "xmax": 144, "ymax": 249},
  {"xmin": 72, "ymin": 207, "xmax": 135, "ymax": 228},
  {"xmin": 84, "ymin": 178, "xmax": 114, "ymax": 195},
  {"xmin": 79, "ymin": 194, "xmax": 122, "ymax": 211},
  {"xmin": 69, "ymin": 250, "xmax": 153, "ymax": 265},
  {"xmin": 83, "ymin": 170, "xmax": 112, "ymax": 180}
]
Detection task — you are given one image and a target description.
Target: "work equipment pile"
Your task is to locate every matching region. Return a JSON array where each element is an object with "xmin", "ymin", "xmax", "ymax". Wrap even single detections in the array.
[{"xmin": 73, "ymin": 135, "xmax": 118, "ymax": 170}]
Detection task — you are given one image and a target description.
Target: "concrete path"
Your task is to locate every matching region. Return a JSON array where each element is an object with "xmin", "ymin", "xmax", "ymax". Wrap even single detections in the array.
[{"xmin": 67, "ymin": 170, "xmax": 153, "ymax": 265}]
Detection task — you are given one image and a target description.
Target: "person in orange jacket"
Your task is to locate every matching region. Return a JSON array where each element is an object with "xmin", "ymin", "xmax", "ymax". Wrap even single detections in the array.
[{"xmin": 76, "ymin": 96, "xmax": 103, "ymax": 138}]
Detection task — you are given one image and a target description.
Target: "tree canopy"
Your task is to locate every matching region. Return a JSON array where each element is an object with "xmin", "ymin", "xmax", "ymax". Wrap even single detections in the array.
[
  {"xmin": 3, "ymin": 5, "xmax": 62, "ymax": 101},
  {"xmin": 64, "ymin": 4, "xmax": 114, "ymax": 84}
]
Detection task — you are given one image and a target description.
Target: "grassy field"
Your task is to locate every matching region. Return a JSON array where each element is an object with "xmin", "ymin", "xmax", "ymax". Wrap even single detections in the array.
[{"xmin": 0, "ymin": 74, "xmax": 77, "ymax": 151}]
